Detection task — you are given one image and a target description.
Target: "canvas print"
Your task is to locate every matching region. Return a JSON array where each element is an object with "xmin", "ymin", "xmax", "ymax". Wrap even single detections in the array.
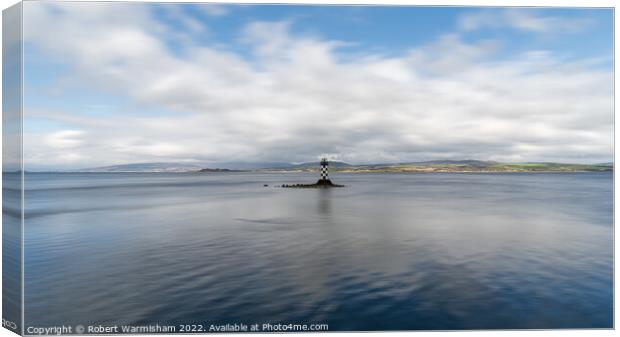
[{"xmin": 2, "ymin": 1, "xmax": 614, "ymax": 334}]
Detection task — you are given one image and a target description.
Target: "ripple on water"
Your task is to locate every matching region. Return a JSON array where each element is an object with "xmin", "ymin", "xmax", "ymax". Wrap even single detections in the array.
[{"xmin": 22, "ymin": 172, "xmax": 613, "ymax": 329}]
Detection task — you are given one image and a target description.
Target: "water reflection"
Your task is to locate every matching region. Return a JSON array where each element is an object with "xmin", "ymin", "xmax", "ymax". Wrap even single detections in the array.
[
  {"xmin": 317, "ymin": 188, "xmax": 332, "ymax": 216},
  {"xmin": 23, "ymin": 172, "xmax": 613, "ymax": 330}
]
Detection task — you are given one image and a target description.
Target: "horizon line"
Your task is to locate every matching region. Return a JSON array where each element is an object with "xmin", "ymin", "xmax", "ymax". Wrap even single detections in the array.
[{"xmin": 15, "ymin": 159, "xmax": 616, "ymax": 173}]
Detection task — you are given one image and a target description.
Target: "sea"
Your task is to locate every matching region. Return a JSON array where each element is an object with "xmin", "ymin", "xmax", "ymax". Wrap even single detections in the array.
[{"xmin": 11, "ymin": 171, "xmax": 614, "ymax": 330}]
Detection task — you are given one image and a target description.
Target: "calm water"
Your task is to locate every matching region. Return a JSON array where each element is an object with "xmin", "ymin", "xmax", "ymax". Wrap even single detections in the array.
[{"xmin": 22, "ymin": 172, "xmax": 612, "ymax": 330}]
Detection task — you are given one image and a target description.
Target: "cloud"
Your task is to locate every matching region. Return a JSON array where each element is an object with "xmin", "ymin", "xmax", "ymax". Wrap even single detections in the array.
[
  {"xmin": 45, "ymin": 130, "xmax": 85, "ymax": 148},
  {"xmin": 198, "ymin": 4, "xmax": 229, "ymax": 17},
  {"xmin": 163, "ymin": 4, "xmax": 209, "ymax": 35},
  {"xmin": 22, "ymin": 3, "xmax": 613, "ymax": 169},
  {"xmin": 459, "ymin": 8, "xmax": 593, "ymax": 33}
]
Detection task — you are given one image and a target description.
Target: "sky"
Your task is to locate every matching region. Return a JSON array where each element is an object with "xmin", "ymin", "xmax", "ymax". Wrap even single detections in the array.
[{"xmin": 21, "ymin": 2, "xmax": 614, "ymax": 169}]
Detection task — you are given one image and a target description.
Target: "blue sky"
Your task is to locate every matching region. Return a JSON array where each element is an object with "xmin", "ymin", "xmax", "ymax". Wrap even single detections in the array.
[
  {"xmin": 155, "ymin": 5, "xmax": 613, "ymax": 60},
  {"xmin": 22, "ymin": 3, "xmax": 614, "ymax": 169}
]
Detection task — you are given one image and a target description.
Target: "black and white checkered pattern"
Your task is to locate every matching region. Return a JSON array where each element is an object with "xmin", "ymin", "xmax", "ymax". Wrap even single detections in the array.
[
  {"xmin": 321, "ymin": 166, "xmax": 328, "ymax": 180},
  {"xmin": 320, "ymin": 158, "xmax": 329, "ymax": 180}
]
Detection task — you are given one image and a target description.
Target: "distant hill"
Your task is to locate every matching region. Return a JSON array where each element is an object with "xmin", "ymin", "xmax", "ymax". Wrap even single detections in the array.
[
  {"xmin": 259, "ymin": 160, "xmax": 612, "ymax": 173},
  {"xmin": 330, "ymin": 161, "xmax": 612, "ymax": 173},
  {"xmin": 404, "ymin": 160, "xmax": 498, "ymax": 167},
  {"xmin": 72, "ymin": 160, "xmax": 612, "ymax": 173},
  {"xmin": 75, "ymin": 162, "xmax": 204, "ymax": 172},
  {"xmin": 257, "ymin": 161, "xmax": 351, "ymax": 171},
  {"xmin": 290, "ymin": 161, "xmax": 352, "ymax": 168},
  {"xmin": 212, "ymin": 162, "xmax": 293, "ymax": 170},
  {"xmin": 74, "ymin": 161, "xmax": 294, "ymax": 172}
]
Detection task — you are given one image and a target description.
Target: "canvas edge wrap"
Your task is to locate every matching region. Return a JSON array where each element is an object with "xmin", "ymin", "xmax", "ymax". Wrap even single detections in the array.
[{"xmin": 3, "ymin": 1, "xmax": 24, "ymax": 335}]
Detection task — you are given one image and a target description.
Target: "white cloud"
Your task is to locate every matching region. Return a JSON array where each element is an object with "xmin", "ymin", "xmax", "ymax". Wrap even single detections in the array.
[
  {"xmin": 156, "ymin": 3, "xmax": 210, "ymax": 47},
  {"xmin": 45, "ymin": 130, "xmax": 85, "ymax": 149},
  {"xmin": 198, "ymin": 4, "xmax": 230, "ymax": 17},
  {"xmin": 22, "ymin": 3, "xmax": 613, "ymax": 169},
  {"xmin": 459, "ymin": 8, "xmax": 593, "ymax": 33}
]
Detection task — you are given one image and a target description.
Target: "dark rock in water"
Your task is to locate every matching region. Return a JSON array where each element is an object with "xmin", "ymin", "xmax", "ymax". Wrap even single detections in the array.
[
  {"xmin": 314, "ymin": 179, "xmax": 343, "ymax": 187},
  {"xmin": 281, "ymin": 179, "xmax": 344, "ymax": 188},
  {"xmin": 199, "ymin": 168, "xmax": 241, "ymax": 172},
  {"xmin": 263, "ymin": 184, "xmax": 269, "ymax": 187}
]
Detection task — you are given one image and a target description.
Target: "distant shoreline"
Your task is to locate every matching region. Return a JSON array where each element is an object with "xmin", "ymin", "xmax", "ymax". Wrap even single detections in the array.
[
  {"xmin": 19, "ymin": 160, "xmax": 613, "ymax": 174},
  {"xmin": 259, "ymin": 169, "xmax": 613, "ymax": 174},
  {"xmin": 18, "ymin": 170, "xmax": 613, "ymax": 174}
]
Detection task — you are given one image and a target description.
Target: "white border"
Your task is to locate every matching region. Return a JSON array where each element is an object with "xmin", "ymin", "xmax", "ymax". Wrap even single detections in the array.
[{"xmin": 0, "ymin": 1, "xmax": 616, "ymax": 337}]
